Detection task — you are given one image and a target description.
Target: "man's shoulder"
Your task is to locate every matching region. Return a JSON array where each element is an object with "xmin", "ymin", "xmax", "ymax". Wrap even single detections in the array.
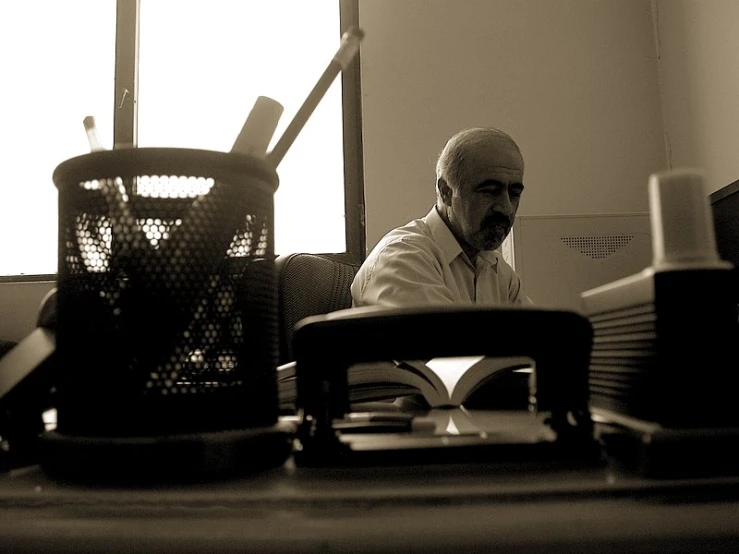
[
  {"xmin": 384, "ymin": 217, "xmax": 433, "ymax": 242},
  {"xmin": 370, "ymin": 217, "xmax": 441, "ymax": 258}
]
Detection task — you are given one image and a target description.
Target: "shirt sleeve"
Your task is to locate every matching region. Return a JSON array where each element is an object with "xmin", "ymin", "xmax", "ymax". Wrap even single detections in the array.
[
  {"xmin": 508, "ymin": 269, "xmax": 534, "ymax": 305},
  {"xmin": 352, "ymin": 237, "xmax": 460, "ymax": 308}
]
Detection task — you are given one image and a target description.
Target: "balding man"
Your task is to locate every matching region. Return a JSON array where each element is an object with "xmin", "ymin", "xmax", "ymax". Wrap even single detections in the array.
[{"xmin": 352, "ymin": 127, "xmax": 533, "ymax": 307}]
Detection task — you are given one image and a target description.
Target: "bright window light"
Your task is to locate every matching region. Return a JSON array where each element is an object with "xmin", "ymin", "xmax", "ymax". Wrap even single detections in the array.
[
  {"xmin": 0, "ymin": 1, "xmax": 116, "ymax": 276},
  {"xmin": 0, "ymin": 0, "xmax": 347, "ymax": 277},
  {"xmin": 138, "ymin": 0, "xmax": 346, "ymax": 254}
]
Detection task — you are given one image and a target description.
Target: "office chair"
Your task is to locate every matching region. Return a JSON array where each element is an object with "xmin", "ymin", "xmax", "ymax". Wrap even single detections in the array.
[
  {"xmin": 0, "ymin": 340, "xmax": 16, "ymax": 359},
  {"xmin": 0, "ymin": 288, "xmax": 56, "ymax": 471},
  {"xmin": 275, "ymin": 253, "xmax": 360, "ymax": 366}
]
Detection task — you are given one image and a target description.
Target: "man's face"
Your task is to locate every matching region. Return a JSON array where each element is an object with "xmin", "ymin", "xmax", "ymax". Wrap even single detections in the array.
[{"xmin": 446, "ymin": 140, "xmax": 524, "ymax": 254}]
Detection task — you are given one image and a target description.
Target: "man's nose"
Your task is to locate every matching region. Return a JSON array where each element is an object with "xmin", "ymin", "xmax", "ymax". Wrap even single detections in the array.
[{"xmin": 492, "ymin": 191, "xmax": 514, "ymax": 217}]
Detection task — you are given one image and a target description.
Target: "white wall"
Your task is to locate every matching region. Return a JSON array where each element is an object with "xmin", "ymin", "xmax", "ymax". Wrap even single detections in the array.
[
  {"xmin": 653, "ymin": 0, "xmax": 739, "ymax": 194},
  {"xmin": 358, "ymin": 0, "xmax": 667, "ymax": 251}
]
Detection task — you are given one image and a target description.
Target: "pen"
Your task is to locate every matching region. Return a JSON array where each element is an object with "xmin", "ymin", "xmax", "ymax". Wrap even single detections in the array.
[{"xmin": 266, "ymin": 25, "xmax": 365, "ymax": 168}]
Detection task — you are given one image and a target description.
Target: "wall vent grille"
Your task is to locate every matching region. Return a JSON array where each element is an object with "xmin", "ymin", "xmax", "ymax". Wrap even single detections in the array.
[{"xmin": 560, "ymin": 234, "xmax": 634, "ymax": 259}]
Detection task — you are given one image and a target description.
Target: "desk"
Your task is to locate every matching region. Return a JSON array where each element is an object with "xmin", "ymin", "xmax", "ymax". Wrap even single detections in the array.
[{"xmin": 1, "ymin": 411, "xmax": 739, "ymax": 553}]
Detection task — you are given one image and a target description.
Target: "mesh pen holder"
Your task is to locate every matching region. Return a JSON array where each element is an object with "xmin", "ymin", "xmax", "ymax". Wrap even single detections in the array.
[{"xmin": 41, "ymin": 148, "xmax": 293, "ymax": 482}]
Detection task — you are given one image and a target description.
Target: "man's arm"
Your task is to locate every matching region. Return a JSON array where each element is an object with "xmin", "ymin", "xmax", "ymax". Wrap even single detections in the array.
[{"xmin": 509, "ymin": 271, "xmax": 534, "ymax": 305}]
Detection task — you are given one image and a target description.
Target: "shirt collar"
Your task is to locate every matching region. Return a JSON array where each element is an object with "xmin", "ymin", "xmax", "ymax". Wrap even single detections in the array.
[
  {"xmin": 478, "ymin": 249, "xmax": 500, "ymax": 270},
  {"xmin": 423, "ymin": 206, "xmax": 500, "ymax": 272}
]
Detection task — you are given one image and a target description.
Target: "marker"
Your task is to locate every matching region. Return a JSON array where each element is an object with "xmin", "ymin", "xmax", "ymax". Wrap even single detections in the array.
[
  {"xmin": 267, "ymin": 26, "xmax": 365, "ymax": 168},
  {"xmin": 230, "ymin": 95, "xmax": 284, "ymax": 158}
]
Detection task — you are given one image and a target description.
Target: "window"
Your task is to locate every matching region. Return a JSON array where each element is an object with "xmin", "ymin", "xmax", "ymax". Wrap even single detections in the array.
[
  {"xmin": 0, "ymin": 1, "xmax": 116, "ymax": 276},
  {"xmin": 0, "ymin": 0, "xmax": 364, "ymax": 279}
]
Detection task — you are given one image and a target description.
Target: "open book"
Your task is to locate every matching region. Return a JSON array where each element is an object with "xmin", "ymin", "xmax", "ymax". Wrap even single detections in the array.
[{"xmin": 277, "ymin": 355, "xmax": 533, "ymax": 412}]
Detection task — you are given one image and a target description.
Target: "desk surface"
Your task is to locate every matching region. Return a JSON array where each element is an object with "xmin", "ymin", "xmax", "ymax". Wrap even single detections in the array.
[{"xmin": 1, "ymin": 411, "xmax": 739, "ymax": 553}]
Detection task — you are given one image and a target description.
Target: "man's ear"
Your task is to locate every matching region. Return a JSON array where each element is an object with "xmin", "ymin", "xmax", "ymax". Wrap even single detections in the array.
[{"xmin": 437, "ymin": 178, "xmax": 453, "ymax": 205}]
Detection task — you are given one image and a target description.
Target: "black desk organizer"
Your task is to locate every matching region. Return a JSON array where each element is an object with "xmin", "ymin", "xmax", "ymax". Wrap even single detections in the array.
[
  {"xmin": 291, "ymin": 305, "xmax": 602, "ymax": 467},
  {"xmin": 39, "ymin": 148, "xmax": 295, "ymax": 483},
  {"xmin": 582, "ymin": 267, "xmax": 739, "ymax": 478}
]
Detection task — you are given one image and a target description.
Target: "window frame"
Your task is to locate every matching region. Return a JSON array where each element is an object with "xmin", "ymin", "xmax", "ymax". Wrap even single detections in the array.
[{"xmin": 0, "ymin": 0, "xmax": 364, "ymax": 285}]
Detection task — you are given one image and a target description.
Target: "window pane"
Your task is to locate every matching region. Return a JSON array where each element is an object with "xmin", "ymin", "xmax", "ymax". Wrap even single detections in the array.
[
  {"xmin": 0, "ymin": 1, "xmax": 116, "ymax": 276},
  {"xmin": 138, "ymin": 0, "xmax": 346, "ymax": 254}
]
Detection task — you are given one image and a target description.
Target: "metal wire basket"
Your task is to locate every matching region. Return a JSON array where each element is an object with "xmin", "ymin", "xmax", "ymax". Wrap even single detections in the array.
[{"xmin": 42, "ymin": 148, "xmax": 293, "ymax": 481}]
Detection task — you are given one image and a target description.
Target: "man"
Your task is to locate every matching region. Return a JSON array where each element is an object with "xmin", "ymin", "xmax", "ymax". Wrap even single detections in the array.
[{"xmin": 352, "ymin": 127, "xmax": 533, "ymax": 308}]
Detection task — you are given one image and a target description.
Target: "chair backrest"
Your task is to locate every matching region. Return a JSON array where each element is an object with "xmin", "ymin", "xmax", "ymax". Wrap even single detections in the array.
[{"xmin": 275, "ymin": 253, "xmax": 360, "ymax": 365}]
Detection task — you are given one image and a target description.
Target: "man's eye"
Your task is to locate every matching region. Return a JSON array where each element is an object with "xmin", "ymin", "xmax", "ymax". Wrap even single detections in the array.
[
  {"xmin": 509, "ymin": 186, "xmax": 523, "ymax": 198},
  {"xmin": 478, "ymin": 184, "xmax": 504, "ymax": 195}
]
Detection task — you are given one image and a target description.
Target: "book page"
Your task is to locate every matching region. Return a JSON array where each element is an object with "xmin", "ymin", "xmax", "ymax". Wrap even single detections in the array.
[
  {"xmin": 420, "ymin": 407, "xmax": 485, "ymax": 435},
  {"xmin": 276, "ymin": 361, "xmax": 297, "ymax": 381},
  {"xmin": 275, "ymin": 360, "xmax": 445, "ymax": 409},
  {"xmin": 349, "ymin": 361, "xmax": 441, "ymax": 405},
  {"xmin": 424, "ymin": 356, "xmax": 486, "ymax": 405},
  {"xmin": 426, "ymin": 355, "xmax": 534, "ymax": 406}
]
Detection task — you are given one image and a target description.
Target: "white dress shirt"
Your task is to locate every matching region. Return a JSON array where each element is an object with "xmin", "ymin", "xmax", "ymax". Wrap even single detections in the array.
[{"xmin": 351, "ymin": 206, "xmax": 532, "ymax": 308}]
